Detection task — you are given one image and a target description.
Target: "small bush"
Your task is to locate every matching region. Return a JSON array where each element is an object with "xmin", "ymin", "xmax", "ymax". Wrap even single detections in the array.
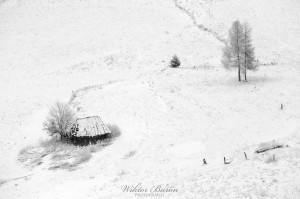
[
  {"xmin": 43, "ymin": 101, "xmax": 76, "ymax": 141},
  {"xmin": 68, "ymin": 91, "xmax": 77, "ymax": 104},
  {"xmin": 170, "ymin": 55, "xmax": 180, "ymax": 68},
  {"xmin": 106, "ymin": 124, "xmax": 121, "ymax": 139},
  {"xmin": 265, "ymin": 154, "xmax": 277, "ymax": 164}
]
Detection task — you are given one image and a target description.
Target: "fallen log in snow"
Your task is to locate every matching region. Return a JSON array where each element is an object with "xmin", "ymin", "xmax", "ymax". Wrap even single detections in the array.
[{"xmin": 255, "ymin": 141, "xmax": 284, "ymax": 153}]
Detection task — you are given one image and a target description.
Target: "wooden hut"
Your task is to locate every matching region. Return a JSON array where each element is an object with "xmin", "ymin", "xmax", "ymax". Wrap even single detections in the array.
[{"xmin": 70, "ymin": 116, "xmax": 111, "ymax": 145}]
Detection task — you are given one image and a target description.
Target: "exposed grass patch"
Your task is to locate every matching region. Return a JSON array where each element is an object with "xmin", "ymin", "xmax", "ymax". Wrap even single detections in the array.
[
  {"xmin": 19, "ymin": 145, "xmax": 36, "ymax": 156},
  {"xmin": 48, "ymin": 162, "xmax": 72, "ymax": 171},
  {"xmin": 88, "ymin": 143, "xmax": 106, "ymax": 153},
  {"xmin": 18, "ymin": 124, "xmax": 121, "ymax": 171},
  {"xmin": 123, "ymin": 150, "xmax": 137, "ymax": 159},
  {"xmin": 72, "ymin": 148, "xmax": 92, "ymax": 166},
  {"xmin": 19, "ymin": 139, "xmax": 91, "ymax": 170}
]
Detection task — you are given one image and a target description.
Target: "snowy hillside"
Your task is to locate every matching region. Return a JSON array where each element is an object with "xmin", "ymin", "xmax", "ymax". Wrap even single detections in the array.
[{"xmin": 0, "ymin": 0, "xmax": 300, "ymax": 198}]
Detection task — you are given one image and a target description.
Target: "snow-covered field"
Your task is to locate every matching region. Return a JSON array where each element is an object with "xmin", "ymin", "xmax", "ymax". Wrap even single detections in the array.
[{"xmin": 0, "ymin": 0, "xmax": 300, "ymax": 198}]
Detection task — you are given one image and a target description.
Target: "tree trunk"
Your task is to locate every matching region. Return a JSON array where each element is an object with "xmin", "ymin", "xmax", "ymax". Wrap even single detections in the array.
[
  {"xmin": 238, "ymin": 64, "xmax": 241, "ymax": 81},
  {"xmin": 244, "ymin": 37, "xmax": 247, "ymax": 81},
  {"xmin": 237, "ymin": 28, "xmax": 241, "ymax": 82},
  {"xmin": 244, "ymin": 52, "xmax": 247, "ymax": 81}
]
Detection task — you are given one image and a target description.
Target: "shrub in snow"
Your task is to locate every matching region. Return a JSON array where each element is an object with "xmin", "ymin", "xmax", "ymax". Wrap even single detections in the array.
[
  {"xmin": 106, "ymin": 124, "xmax": 121, "ymax": 139},
  {"xmin": 265, "ymin": 154, "xmax": 277, "ymax": 164},
  {"xmin": 170, "ymin": 55, "xmax": 180, "ymax": 68},
  {"xmin": 43, "ymin": 101, "xmax": 76, "ymax": 141}
]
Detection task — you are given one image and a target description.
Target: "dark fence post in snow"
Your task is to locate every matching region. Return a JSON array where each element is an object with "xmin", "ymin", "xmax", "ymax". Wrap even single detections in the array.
[{"xmin": 224, "ymin": 157, "xmax": 231, "ymax": 164}]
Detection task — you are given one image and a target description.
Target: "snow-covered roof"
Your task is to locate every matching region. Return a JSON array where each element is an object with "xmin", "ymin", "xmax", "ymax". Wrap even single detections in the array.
[{"xmin": 71, "ymin": 116, "xmax": 111, "ymax": 137}]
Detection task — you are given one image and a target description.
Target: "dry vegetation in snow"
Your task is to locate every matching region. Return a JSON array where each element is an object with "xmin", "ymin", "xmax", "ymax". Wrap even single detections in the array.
[{"xmin": 18, "ymin": 124, "xmax": 121, "ymax": 171}]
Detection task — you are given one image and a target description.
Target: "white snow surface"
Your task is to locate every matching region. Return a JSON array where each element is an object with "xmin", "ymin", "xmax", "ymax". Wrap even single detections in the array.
[{"xmin": 0, "ymin": 0, "xmax": 300, "ymax": 198}]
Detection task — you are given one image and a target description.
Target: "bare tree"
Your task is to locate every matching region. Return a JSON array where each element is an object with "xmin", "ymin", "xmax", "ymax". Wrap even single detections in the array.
[
  {"xmin": 43, "ymin": 101, "xmax": 76, "ymax": 141},
  {"xmin": 241, "ymin": 22, "xmax": 257, "ymax": 81},
  {"xmin": 222, "ymin": 20, "xmax": 244, "ymax": 81}
]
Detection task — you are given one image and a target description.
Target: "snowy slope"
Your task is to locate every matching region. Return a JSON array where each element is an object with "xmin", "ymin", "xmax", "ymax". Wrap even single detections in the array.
[{"xmin": 0, "ymin": 0, "xmax": 300, "ymax": 198}]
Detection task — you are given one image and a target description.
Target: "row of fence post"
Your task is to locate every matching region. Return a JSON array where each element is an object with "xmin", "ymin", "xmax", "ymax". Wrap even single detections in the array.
[{"xmin": 203, "ymin": 151, "xmax": 250, "ymax": 165}]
